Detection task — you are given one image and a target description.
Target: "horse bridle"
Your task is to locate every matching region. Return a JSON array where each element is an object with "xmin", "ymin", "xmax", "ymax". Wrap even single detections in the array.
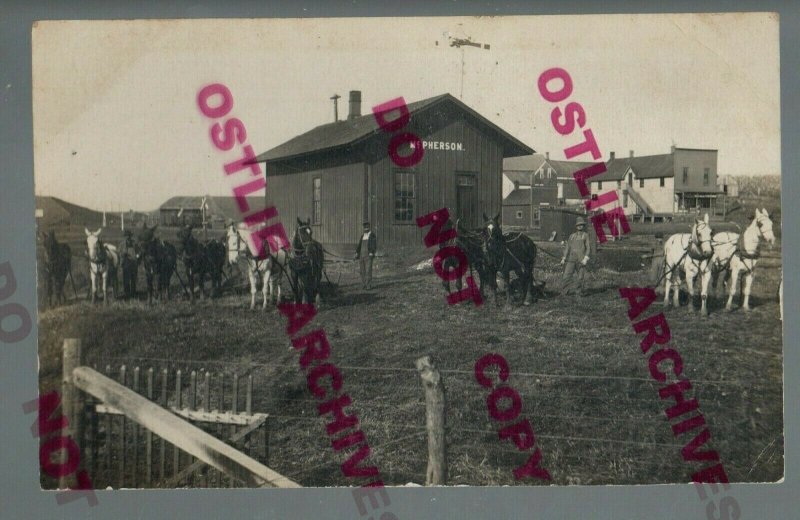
[
  {"xmin": 483, "ymin": 222, "xmax": 514, "ymax": 271},
  {"xmin": 295, "ymin": 226, "xmax": 313, "ymax": 254},
  {"xmin": 688, "ymin": 222, "xmax": 713, "ymax": 261},
  {"xmin": 88, "ymin": 237, "xmax": 107, "ymax": 266}
]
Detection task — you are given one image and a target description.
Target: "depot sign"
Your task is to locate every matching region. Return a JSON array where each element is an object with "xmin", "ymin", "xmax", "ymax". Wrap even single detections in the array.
[{"xmin": 418, "ymin": 141, "xmax": 464, "ymax": 151}]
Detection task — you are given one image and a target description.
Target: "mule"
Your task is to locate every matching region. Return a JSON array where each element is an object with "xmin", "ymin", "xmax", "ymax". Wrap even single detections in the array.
[
  {"xmin": 662, "ymin": 213, "xmax": 714, "ymax": 314},
  {"xmin": 289, "ymin": 218, "xmax": 324, "ymax": 305},
  {"xmin": 85, "ymin": 227, "xmax": 119, "ymax": 304},
  {"xmin": 440, "ymin": 218, "xmax": 493, "ymax": 299},
  {"xmin": 482, "ymin": 212, "xmax": 538, "ymax": 306},
  {"xmin": 226, "ymin": 224, "xmax": 289, "ymax": 309},
  {"xmin": 177, "ymin": 224, "xmax": 226, "ymax": 300},
  {"xmin": 136, "ymin": 224, "xmax": 177, "ymax": 303},
  {"xmin": 41, "ymin": 230, "xmax": 72, "ymax": 307},
  {"xmin": 708, "ymin": 208, "xmax": 776, "ymax": 311}
]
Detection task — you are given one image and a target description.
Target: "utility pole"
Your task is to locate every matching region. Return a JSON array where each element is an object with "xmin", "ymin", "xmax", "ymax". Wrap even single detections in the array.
[
  {"xmin": 448, "ymin": 36, "xmax": 491, "ymax": 100},
  {"xmin": 330, "ymin": 94, "xmax": 341, "ymax": 122},
  {"xmin": 530, "ymin": 170, "xmax": 534, "ymax": 230}
]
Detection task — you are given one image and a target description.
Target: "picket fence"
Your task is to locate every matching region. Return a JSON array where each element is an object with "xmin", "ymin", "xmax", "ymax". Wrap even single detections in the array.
[{"xmin": 59, "ymin": 339, "xmax": 299, "ymax": 489}]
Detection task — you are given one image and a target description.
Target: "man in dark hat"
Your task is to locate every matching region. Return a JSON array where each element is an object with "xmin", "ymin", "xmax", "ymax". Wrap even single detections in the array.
[
  {"xmin": 560, "ymin": 216, "xmax": 592, "ymax": 296},
  {"xmin": 119, "ymin": 229, "xmax": 139, "ymax": 299},
  {"xmin": 355, "ymin": 222, "xmax": 377, "ymax": 289}
]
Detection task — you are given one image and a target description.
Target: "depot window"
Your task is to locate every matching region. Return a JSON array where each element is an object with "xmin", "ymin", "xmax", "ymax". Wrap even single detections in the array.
[{"xmin": 394, "ymin": 171, "xmax": 416, "ymax": 223}]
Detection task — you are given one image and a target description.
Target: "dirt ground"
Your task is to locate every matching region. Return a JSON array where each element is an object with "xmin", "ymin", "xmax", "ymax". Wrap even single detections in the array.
[{"xmin": 37, "ymin": 232, "xmax": 784, "ymax": 488}]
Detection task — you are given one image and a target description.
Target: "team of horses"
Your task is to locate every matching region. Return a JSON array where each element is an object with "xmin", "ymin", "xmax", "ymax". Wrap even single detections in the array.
[
  {"xmin": 43, "ymin": 218, "xmax": 326, "ymax": 308},
  {"xmin": 663, "ymin": 208, "xmax": 776, "ymax": 315},
  {"xmin": 444, "ymin": 209, "xmax": 775, "ymax": 314},
  {"xmin": 225, "ymin": 218, "xmax": 324, "ymax": 309},
  {"xmin": 40, "ymin": 209, "xmax": 776, "ymax": 314}
]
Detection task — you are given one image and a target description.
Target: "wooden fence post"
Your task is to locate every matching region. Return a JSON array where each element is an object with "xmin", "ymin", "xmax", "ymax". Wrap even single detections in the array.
[
  {"xmin": 60, "ymin": 338, "xmax": 84, "ymax": 490},
  {"xmin": 415, "ymin": 355, "xmax": 446, "ymax": 486}
]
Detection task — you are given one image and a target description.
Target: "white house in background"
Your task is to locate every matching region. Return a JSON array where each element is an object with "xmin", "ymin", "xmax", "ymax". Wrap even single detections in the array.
[
  {"xmin": 589, "ymin": 147, "xmax": 720, "ymax": 221},
  {"xmin": 503, "ymin": 152, "xmax": 589, "ymax": 206},
  {"xmin": 502, "ymin": 153, "xmax": 547, "ymax": 198},
  {"xmin": 717, "ymin": 175, "xmax": 739, "ymax": 197}
]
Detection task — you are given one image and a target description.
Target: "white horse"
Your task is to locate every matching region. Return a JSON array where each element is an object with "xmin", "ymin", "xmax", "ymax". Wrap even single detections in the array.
[
  {"xmin": 709, "ymin": 208, "xmax": 776, "ymax": 311},
  {"xmin": 226, "ymin": 224, "xmax": 288, "ymax": 310},
  {"xmin": 663, "ymin": 213, "xmax": 714, "ymax": 314},
  {"xmin": 85, "ymin": 227, "xmax": 119, "ymax": 304}
]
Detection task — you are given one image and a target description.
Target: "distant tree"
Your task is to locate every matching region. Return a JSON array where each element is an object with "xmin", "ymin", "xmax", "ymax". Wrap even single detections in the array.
[{"xmin": 735, "ymin": 175, "xmax": 781, "ymax": 198}]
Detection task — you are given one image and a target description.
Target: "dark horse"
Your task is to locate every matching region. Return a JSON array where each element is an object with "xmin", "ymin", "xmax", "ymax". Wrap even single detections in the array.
[
  {"xmin": 440, "ymin": 218, "xmax": 493, "ymax": 300},
  {"xmin": 176, "ymin": 223, "xmax": 226, "ymax": 301},
  {"xmin": 289, "ymin": 218, "xmax": 324, "ymax": 305},
  {"xmin": 41, "ymin": 230, "xmax": 72, "ymax": 307},
  {"xmin": 136, "ymin": 224, "xmax": 177, "ymax": 303},
  {"xmin": 482, "ymin": 212, "xmax": 538, "ymax": 306}
]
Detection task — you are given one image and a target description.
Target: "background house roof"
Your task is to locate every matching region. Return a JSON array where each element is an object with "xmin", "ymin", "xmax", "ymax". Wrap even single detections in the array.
[
  {"xmin": 504, "ymin": 171, "xmax": 538, "ymax": 186},
  {"xmin": 503, "ymin": 153, "xmax": 547, "ymax": 172},
  {"xmin": 592, "ymin": 159, "xmax": 631, "ymax": 182},
  {"xmin": 503, "ymin": 188, "xmax": 532, "ymax": 205},
  {"xmin": 593, "ymin": 153, "xmax": 675, "ymax": 182},
  {"xmin": 548, "ymin": 159, "xmax": 597, "ymax": 178},
  {"xmin": 254, "ymin": 93, "xmax": 534, "ymax": 164}
]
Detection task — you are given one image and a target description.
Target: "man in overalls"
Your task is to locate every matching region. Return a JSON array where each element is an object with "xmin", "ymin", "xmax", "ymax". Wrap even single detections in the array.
[
  {"xmin": 560, "ymin": 217, "xmax": 591, "ymax": 296},
  {"xmin": 355, "ymin": 222, "xmax": 377, "ymax": 289},
  {"xmin": 118, "ymin": 229, "xmax": 138, "ymax": 299}
]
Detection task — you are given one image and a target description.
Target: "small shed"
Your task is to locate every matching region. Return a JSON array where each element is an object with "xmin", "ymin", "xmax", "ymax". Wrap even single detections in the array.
[{"xmin": 539, "ymin": 208, "xmax": 594, "ymax": 241}]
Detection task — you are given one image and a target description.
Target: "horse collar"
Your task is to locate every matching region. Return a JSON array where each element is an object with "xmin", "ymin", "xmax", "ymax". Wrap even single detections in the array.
[
  {"xmin": 737, "ymin": 233, "xmax": 760, "ymax": 260},
  {"xmin": 687, "ymin": 242, "xmax": 710, "ymax": 261}
]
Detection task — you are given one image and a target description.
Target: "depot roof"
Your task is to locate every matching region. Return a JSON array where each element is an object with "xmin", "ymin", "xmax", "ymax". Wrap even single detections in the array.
[{"xmin": 253, "ymin": 93, "xmax": 534, "ymax": 164}]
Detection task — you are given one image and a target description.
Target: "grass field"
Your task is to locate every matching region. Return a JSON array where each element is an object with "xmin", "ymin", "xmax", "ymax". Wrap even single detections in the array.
[{"xmin": 37, "ymin": 230, "xmax": 784, "ymax": 488}]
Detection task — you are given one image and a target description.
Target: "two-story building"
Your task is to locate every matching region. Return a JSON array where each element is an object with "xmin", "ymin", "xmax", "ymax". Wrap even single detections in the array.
[
  {"xmin": 588, "ymin": 147, "xmax": 719, "ymax": 221},
  {"xmin": 501, "ymin": 153, "xmax": 590, "ymax": 228}
]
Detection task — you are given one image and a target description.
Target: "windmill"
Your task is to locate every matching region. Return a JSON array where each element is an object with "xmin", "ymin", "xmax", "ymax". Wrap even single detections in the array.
[{"xmin": 440, "ymin": 33, "xmax": 492, "ymax": 100}]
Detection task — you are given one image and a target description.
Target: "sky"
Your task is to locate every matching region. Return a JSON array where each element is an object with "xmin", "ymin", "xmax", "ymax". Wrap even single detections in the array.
[{"xmin": 32, "ymin": 13, "xmax": 780, "ymax": 212}]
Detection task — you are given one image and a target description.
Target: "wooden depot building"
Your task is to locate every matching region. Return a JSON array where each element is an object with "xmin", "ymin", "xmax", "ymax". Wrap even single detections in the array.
[{"xmin": 252, "ymin": 90, "xmax": 533, "ymax": 252}]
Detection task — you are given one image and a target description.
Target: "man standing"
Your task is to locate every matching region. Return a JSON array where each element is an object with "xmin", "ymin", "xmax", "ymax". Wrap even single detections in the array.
[
  {"xmin": 560, "ymin": 217, "xmax": 591, "ymax": 296},
  {"xmin": 118, "ymin": 229, "xmax": 138, "ymax": 299},
  {"xmin": 355, "ymin": 222, "xmax": 377, "ymax": 289}
]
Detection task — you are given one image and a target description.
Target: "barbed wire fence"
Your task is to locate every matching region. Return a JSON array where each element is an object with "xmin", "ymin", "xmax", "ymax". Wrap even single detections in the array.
[{"xmin": 80, "ymin": 351, "xmax": 767, "ymax": 488}]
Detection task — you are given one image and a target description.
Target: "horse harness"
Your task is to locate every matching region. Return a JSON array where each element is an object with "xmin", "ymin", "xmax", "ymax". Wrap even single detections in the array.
[
  {"xmin": 231, "ymin": 229, "xmax": 270, "ymax": 271},
  {"xmin": 88, "ymin": 239, "xmax": 110, "ymax": 271},
  {"xmin": 488, "ymin": 231, "xmax": 528, "ymax": 273},
  {"xmin": 653, "ymin": 230, "xmax": 712, "ymax": 288}
]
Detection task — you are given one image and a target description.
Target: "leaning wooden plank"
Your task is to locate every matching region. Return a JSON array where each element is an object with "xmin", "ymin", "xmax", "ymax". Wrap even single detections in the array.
[
  {"xmin": 72, "ymin": 367, "xmax": 300, "ymax": 488},
  {"xmin": 164, "ymin": 415, "xmax": 267, "ymax": 488}
]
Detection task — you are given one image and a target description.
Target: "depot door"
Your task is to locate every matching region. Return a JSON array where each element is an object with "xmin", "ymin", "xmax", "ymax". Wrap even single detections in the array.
[{"xmin": 456, "ymin": 174, "xmax": 478, "ymax": 228}]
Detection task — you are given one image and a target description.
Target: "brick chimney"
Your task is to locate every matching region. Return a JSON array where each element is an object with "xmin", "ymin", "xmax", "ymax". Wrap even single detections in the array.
[
  {"xmin": 609, "ymin": 151, "xmax": 615, "ymax": 160},
  {"xmin": 513, "ymin": 181, "xmax": 520, "ymax": 190},
  {"xmin": 670, "ymin": 145, "xmax": 676, "ymax": 153},
  {"xmin": 545, "ymin": 151, "xmax": 549, "ymax": 160},
  {"xmin": 629, "ymin": 150, "xmax": 634, "ymax": 158},
  {"xmin": 348, "ymin": 90, "xmax": 361, "ymax": 121}
]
